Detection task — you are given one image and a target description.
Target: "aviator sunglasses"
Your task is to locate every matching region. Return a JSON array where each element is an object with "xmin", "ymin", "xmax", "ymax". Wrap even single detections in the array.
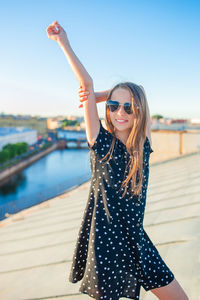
[{"xmin": 106, "ymin": 100, "xmax": 133, "ymax": 114}]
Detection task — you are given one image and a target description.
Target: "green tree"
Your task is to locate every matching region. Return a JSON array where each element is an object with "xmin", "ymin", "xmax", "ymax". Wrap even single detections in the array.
[
  {"xmin": 61, "ymin": 119, "xmax": 79, "ymax": 128},
  {"xmin": 1, "ymin": 142, "xmax": 28, "ymax": 162},
  {"xmin": 152, "ymin": 114, "xmax": 163, "ymax": 120}
]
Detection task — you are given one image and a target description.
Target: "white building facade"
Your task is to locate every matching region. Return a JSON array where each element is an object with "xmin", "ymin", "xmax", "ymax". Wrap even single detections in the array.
[{"xmin": 0, "ymin": 127, "xmax": 37, "ymax": 150}]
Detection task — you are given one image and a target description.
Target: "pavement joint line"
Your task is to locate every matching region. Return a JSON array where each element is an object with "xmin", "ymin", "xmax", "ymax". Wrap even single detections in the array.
[
  {"xmin": 150, "ymin": 168, "xmax": 196, "ymax": 180},
  {"xmin": 148, "ymin": 184, "xmax": 200, "ymax": 199},
  {"xmin": 23, "ymin": 293, "xmax": 82, "ymax": 300},
  {"xmin": 146, "ymin": 201, "xmax": 200, "ymax": 214},
  {"xmin": 0, "ymin": 239, "xmax": 76, "ymax": 256},
  {"xmin": 148, "ymin": 190, "xmax": 200, "ymax": 204},
  {"xmin": 0, "ymin": 225, "xmax": 80, "ymax": 244},
  {"xmin": 0, "ymin": 259, "xmax": 71, "ymax": 275},
  {"xmin": 150, "ymin": 151, "xmax": 200, "ymax": 167},
  {"xmin": 0, "ymin": 209, "xmax": 86, "ymax": 235},
  {"xmin": 149, "ymin": 167, "xmax": 200, "ymax": 180},
  {"xmin": 145, "ymin": 215, "xmax": 200, "ymax": 227},
  {"xmin": 148, "ymin": 174, "xmax": 200, "ymax": 193},
  {"xmin": 152, "ymin": 160, "xmax": 200, "ymax": 170},
  {"xmin": 150, "ymin": 169, "xmax": 200, "ymax": 181},
  {"xmin": 155, "ymin": 239, "xmax": 189, "ymax": 246}
]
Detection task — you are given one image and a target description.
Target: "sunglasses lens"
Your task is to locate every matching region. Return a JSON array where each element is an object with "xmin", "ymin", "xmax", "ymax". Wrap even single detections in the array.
[
  {"xmin": 124, "ymin": 104, "xmax": 133, "ymax": 114},
  {"xmin": 110, "ymin": 104, "xmax": 119, "ymax": 112},
  {"xmin": 107, "ymin": 100, "xmax": 119, "ymax": 112}
]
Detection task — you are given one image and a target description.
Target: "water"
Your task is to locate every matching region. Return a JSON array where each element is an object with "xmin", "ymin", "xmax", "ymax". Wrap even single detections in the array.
[{"xmin": 0, "ymin": 148, "xmax": 91, "ymax": 221}]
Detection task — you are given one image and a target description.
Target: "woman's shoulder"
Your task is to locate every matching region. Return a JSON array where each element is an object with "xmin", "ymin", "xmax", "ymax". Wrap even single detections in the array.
[{"xmin": 87, "ymin": 119, "xmax": 113, "ymax": 152}]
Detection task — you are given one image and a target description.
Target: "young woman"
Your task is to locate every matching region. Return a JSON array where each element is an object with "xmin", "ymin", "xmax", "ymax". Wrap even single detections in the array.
[{"xmin": 46, "ymin": 20, "xmax": 189, "ymax": 300}]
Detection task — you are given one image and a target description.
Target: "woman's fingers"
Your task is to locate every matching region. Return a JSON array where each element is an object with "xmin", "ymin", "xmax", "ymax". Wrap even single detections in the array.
[
  {"xmin": 47, "ymin": 22, "xmax": 61, "ymax": 34},
  {"xmin": 78, "ymin": 87, "xmax": 89, "ymax": 108}
]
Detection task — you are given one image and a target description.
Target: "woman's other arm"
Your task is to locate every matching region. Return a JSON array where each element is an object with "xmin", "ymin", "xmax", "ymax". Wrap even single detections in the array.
[
  {"xmin": 78, "ymin": 88, "xmax": 111, "ymax": 108},
  {"xmin": 46, "ymin": 20, "xmax": 100, "ymax": 147}
]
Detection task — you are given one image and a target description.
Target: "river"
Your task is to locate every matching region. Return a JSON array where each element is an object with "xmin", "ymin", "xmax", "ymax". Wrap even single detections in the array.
[{"xmin": 0, "ymin": 148, "xmax": 91, "ymax": 221}]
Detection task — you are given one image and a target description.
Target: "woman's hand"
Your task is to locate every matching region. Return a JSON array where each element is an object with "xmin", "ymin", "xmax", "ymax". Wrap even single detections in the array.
[
  {"xmin": 46, "ymin": 20, "xmax": 70, "ymax": 46},
  {"xmin": 78, "ymin": 86, "xmax": 92, "ymax": 108}
]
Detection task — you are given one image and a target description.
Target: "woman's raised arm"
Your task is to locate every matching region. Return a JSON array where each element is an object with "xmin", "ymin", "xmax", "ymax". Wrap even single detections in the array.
[{"xmin": 46, "ymin": 20, "xmax": 100, "ymax": 147}]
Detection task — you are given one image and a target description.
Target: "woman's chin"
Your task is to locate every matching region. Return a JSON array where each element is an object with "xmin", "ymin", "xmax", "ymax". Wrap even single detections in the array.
[{"xmin": 114, "ymin": 123, "xmax": 130, "ymax": 132}]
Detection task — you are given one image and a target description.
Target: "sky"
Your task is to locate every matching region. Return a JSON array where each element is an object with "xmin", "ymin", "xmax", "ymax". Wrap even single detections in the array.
[{"xmin": 0, "ymin": 0, "xmax": 200, "ymax": 119}]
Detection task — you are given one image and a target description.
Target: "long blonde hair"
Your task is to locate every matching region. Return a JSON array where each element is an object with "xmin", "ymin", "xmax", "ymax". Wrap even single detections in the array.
[{"xmin": 99, "ymin": 82, "xmax": 149, "ymax": 211}]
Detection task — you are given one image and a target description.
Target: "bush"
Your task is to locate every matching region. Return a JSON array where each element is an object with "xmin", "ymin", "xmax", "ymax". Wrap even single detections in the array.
[
  {"xmin": 0, "ymin": 149, "xmax": 10, "ymax": 163},
  {"xmin": 1, "ymin": 142, "xmax": 28, "ymax": 162}
]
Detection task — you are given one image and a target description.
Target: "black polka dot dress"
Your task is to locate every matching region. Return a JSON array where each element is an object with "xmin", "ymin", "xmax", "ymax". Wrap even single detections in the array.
[{"xmin": 69, "ymin": 119, "xmax": 175, "ymax": 299}]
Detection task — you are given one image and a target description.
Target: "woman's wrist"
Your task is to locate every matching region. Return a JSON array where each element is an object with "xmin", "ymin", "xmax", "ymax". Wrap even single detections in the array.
[{"xmin": 58, "ymin": 39, "xmax": 71, "ymax": 50}]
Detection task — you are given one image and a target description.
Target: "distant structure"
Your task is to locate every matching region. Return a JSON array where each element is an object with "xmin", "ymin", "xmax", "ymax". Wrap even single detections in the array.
[
  {"xmin": 0, "ymin": 127, "xmax": 37, "ymax": 150},
  {"xmin": 47, "ymin": 117, "xmax": 64, "ymax": 130},
  {"xmin": 190, "ymin": 118, "xmax": 200, "ymax": 125},
  {"xmin": 0, "ymin": 114, "xmax": 47, "ymax": 137}
]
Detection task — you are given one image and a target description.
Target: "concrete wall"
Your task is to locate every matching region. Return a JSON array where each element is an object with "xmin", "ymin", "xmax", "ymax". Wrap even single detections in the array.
[
  {"xmin": 182, "ymin": 131, "xmax": 200, "ymax": 154},
  {"xmin": 150, "ymin": 130, "xmax": 200, "ymax": 164}
]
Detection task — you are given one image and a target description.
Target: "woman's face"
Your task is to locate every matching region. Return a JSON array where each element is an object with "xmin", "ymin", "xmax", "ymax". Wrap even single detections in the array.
[{"xmin": 108, "ymin": 88, "xmax": 135, "ymax": 134}]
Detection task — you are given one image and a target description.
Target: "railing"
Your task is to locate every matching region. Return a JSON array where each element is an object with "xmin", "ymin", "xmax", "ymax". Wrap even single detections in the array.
[{"xmin": 0, "ymin": 172, "xmax": 91, "ymax": 222}]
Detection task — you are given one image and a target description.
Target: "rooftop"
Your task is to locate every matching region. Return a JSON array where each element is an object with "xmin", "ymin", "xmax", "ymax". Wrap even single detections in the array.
[{"xmin": 0, "ymin": 152, "xmax": 199, "ymax": 299}]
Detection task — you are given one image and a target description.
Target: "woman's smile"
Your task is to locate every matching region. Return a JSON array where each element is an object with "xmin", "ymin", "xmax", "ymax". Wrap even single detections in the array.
[{"xmin": 115, "ymin": 119, "xmax": 128, "ymax": 124}]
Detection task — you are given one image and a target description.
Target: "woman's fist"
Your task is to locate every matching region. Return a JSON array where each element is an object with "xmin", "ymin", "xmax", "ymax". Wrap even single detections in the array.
[
  {"xmin": 46, "ymin": 20, "xmax": 69, "ymax": 45},
  {"xmin": 78, "ymin": 86, "xmax": 90, "ymax": 108}
]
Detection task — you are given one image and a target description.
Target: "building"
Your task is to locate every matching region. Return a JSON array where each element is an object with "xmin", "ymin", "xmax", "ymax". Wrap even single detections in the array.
[
  {"xmin": 0, "ymin": 127, "xmax": 37, "ymax": 150},
  {"xmin": 0, "ymin": 115, "xmax": 48, "ymax": 137},
  {"xmin": 47, "ymin": 117, "xmax": 65, "ymax": 130},
  {"xmin": 190, "ymin": 118, "xmax": 200, "ymax": 125}
]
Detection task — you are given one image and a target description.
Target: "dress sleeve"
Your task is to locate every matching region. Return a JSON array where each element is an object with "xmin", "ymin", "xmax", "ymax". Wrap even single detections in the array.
[{"xmin": 87, "ymin": 119, "xmax": 113, "ymax": 154}]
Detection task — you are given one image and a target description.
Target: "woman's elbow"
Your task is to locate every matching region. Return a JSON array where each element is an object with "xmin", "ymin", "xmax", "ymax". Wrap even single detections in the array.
[{"xmin": 80, "ymin": 79, "xmax": 93, "ymax": 89}]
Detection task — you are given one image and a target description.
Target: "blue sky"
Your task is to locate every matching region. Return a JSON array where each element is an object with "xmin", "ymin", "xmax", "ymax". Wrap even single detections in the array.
[{"xmin": 0, "ymin": 0, "xmax": 199, "ymax": 119}]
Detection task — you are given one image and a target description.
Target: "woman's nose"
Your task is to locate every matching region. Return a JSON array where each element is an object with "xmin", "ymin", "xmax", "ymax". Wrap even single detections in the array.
[{"xmin": 117, "ymin": 105, "xmax": 126, "ymax": 115}]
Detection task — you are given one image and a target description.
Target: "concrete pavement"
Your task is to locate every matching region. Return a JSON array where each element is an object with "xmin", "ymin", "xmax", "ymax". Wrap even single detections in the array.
[{"xmin": 0, "ymin": 151, "xmax": 199, "ymax": 300}]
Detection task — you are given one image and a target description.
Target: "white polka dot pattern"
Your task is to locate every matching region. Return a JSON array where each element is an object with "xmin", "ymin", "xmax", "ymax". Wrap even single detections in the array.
[{"xmin": 68, "ymin": 119, "xmax": 174, "ymax": 300}]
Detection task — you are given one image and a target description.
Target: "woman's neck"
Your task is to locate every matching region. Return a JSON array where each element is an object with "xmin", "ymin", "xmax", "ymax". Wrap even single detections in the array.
[{"xmin": 115, "ymin": 129, "xmax": 130, "ymax": 145}]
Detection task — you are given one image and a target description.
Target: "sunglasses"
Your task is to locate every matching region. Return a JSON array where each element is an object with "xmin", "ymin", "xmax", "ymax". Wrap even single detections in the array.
[{"xmin": 106, "ymin": 100, "xmax": 133, "ymax": 114}]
